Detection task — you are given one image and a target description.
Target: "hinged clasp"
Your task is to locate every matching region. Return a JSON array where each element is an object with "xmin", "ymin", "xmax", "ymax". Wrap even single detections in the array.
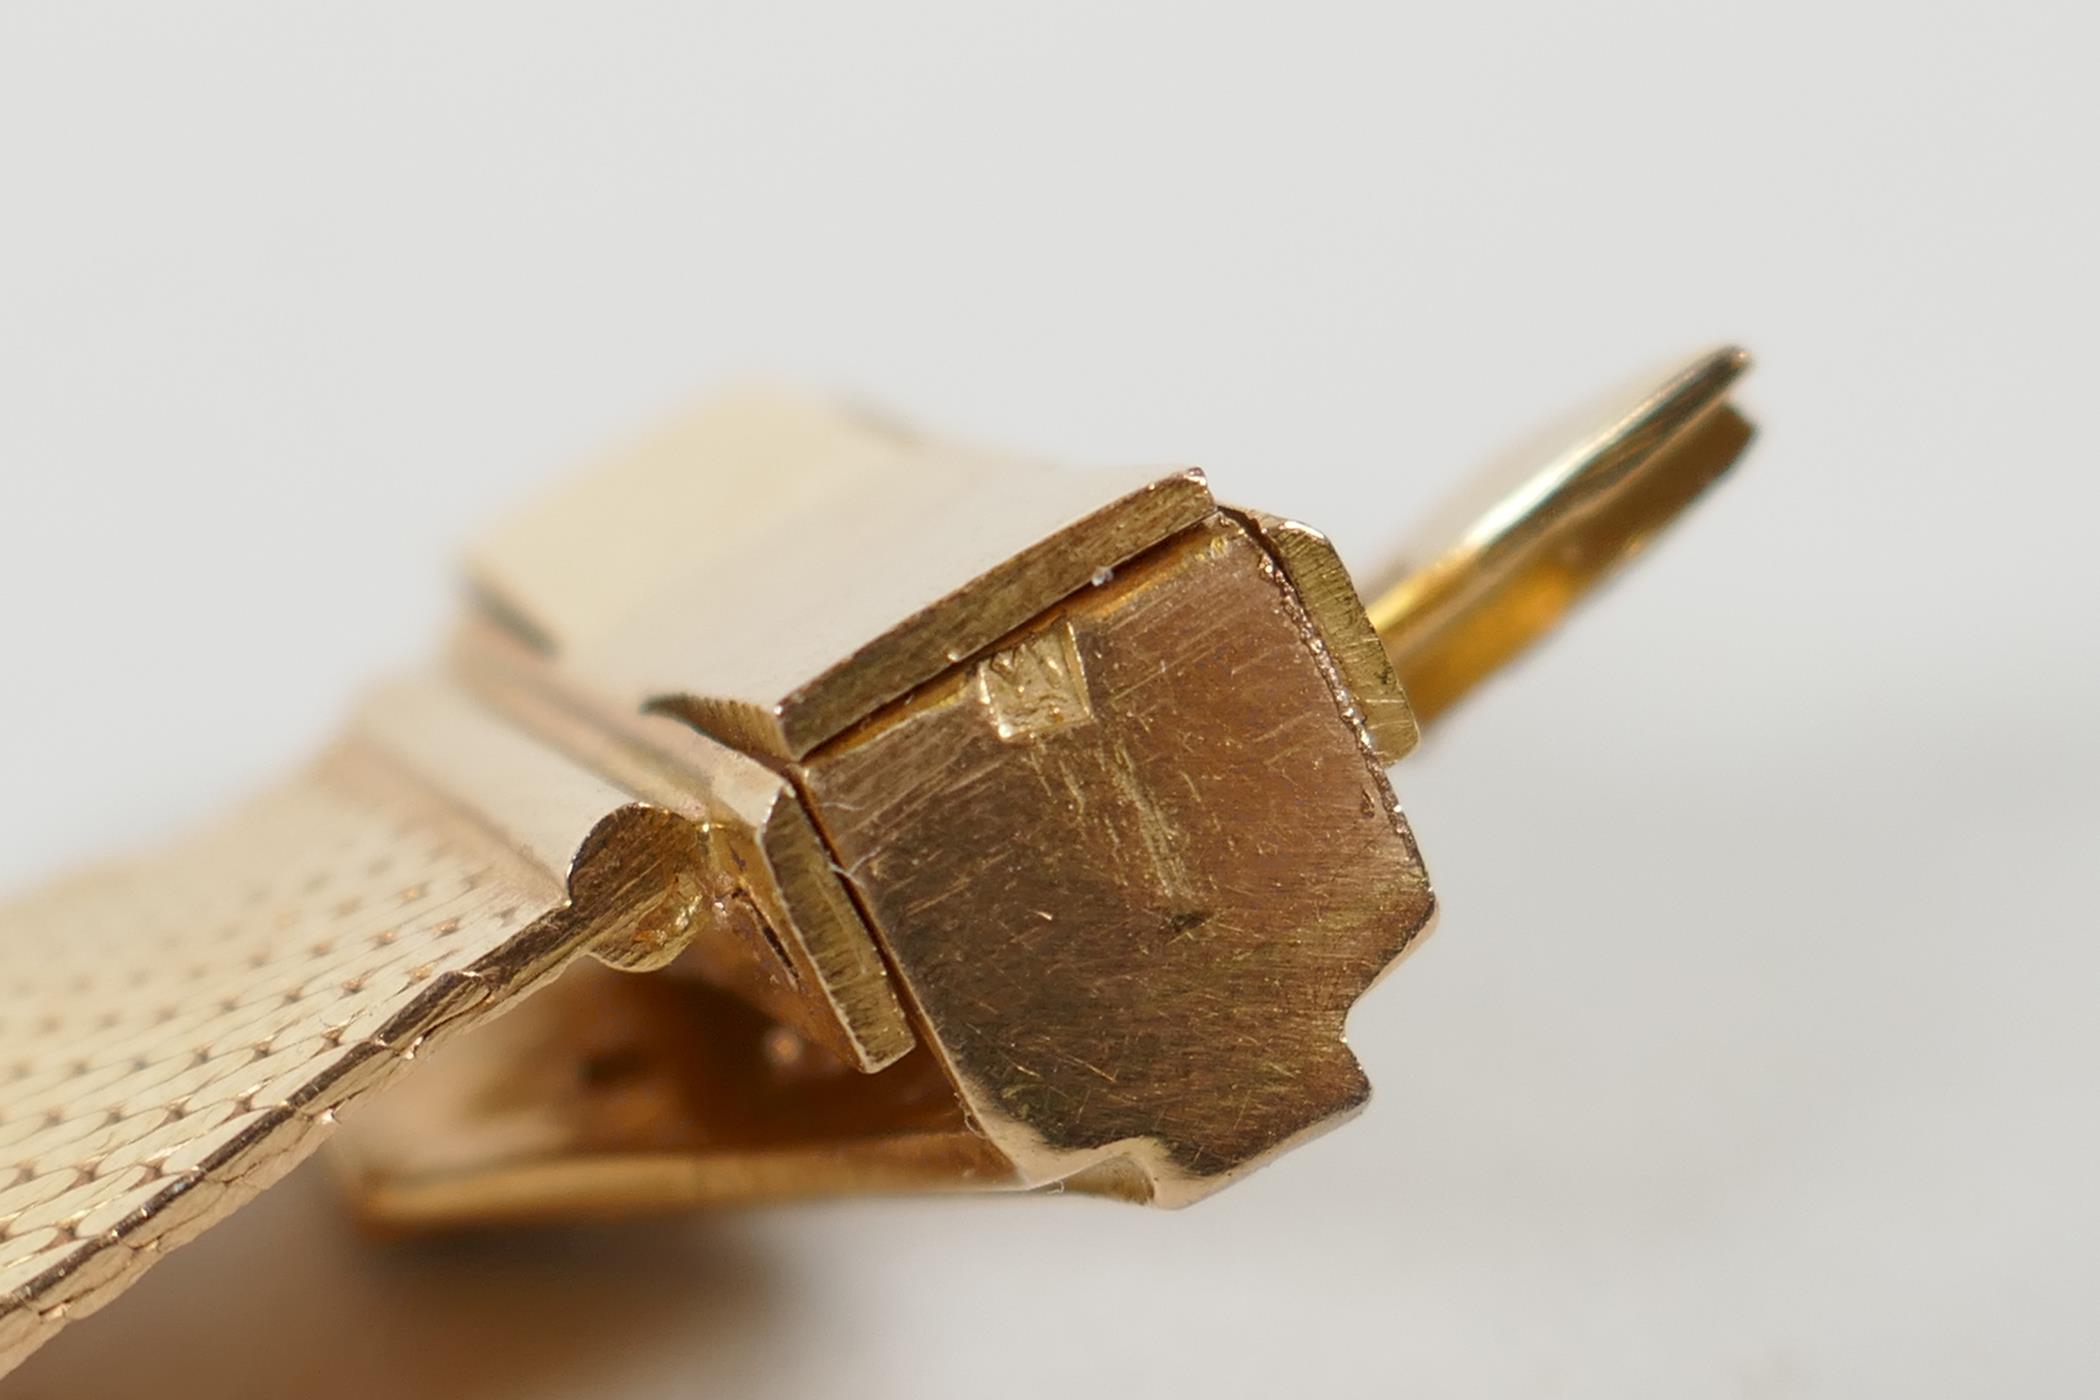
[{"xmin": 332, "ymin": 348, "xmax": 1755, "ymax": 1224}]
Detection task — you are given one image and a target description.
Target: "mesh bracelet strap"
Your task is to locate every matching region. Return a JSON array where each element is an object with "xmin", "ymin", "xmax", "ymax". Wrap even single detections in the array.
[{"xmin": 0, "ymin": 741, "xmax": 594, "ymax": 1375}]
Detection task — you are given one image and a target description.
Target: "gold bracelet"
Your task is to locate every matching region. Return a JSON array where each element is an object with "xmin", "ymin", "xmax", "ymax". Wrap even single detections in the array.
[{"xmin": 0, "ymin": 348, "xmax": 1753, "ymax": 1375}]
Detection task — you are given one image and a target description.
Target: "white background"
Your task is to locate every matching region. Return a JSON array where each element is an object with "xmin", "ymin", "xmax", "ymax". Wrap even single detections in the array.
[{"xmin": 2, "ymin": 5, "xmax": 2094, "ymax": 1397}]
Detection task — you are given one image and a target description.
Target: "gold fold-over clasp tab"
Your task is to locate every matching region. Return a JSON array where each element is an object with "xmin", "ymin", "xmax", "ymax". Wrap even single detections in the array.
[
  {"xmin": 1368, "ymin": 346, "xmax": 1754, "ymax": 722},
  {"xmin": 335, "ymin": 350, "xmax": 1753, "ymax": 1224}
]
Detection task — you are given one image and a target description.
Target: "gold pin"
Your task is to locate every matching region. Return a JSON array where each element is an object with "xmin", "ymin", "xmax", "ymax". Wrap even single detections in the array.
[{"xmin": 0, "ymin": 348, "xmax": 1752, "ymax": 1371}]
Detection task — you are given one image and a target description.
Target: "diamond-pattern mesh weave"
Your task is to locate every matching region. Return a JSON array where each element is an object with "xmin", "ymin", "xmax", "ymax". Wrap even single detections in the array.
[{"xmin": 0, "ymin": 745, "xmax": 576, "ymax": 1375}]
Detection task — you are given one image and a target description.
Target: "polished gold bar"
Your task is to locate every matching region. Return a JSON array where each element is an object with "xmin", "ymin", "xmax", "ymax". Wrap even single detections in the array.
[{"xmin": 0, "ymin": 349, "xmax": 1755, "ymax": 1375}]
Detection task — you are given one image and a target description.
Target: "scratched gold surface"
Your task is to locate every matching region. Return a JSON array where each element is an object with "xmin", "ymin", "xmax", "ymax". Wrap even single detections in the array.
[{"xmin": 801, "ymin": 517, "xmax": 1437, "ymax": 1205}]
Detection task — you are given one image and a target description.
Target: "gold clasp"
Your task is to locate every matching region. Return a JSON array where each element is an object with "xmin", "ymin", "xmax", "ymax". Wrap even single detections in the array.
[{"xmin": 333, "ymin": 349, "xmax": 1755, "ymax": 1225}]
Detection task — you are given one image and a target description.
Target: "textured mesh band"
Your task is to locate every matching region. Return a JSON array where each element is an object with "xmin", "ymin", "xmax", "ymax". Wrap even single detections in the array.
[{"xmin": 0, "ymin": 743, "xmax": 586, "ymax": 1375}]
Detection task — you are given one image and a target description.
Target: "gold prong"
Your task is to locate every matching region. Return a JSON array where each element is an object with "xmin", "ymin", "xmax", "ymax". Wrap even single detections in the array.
[{"xmin": 1368, "ymin": 346, "xmax": 1755, "ymax": 726}]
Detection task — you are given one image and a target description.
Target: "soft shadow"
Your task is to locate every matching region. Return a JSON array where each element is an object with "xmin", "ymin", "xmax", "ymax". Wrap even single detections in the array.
[{"xmin": 4, "ymin": 1157, "xmax": 786, "ymax": 1400}]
